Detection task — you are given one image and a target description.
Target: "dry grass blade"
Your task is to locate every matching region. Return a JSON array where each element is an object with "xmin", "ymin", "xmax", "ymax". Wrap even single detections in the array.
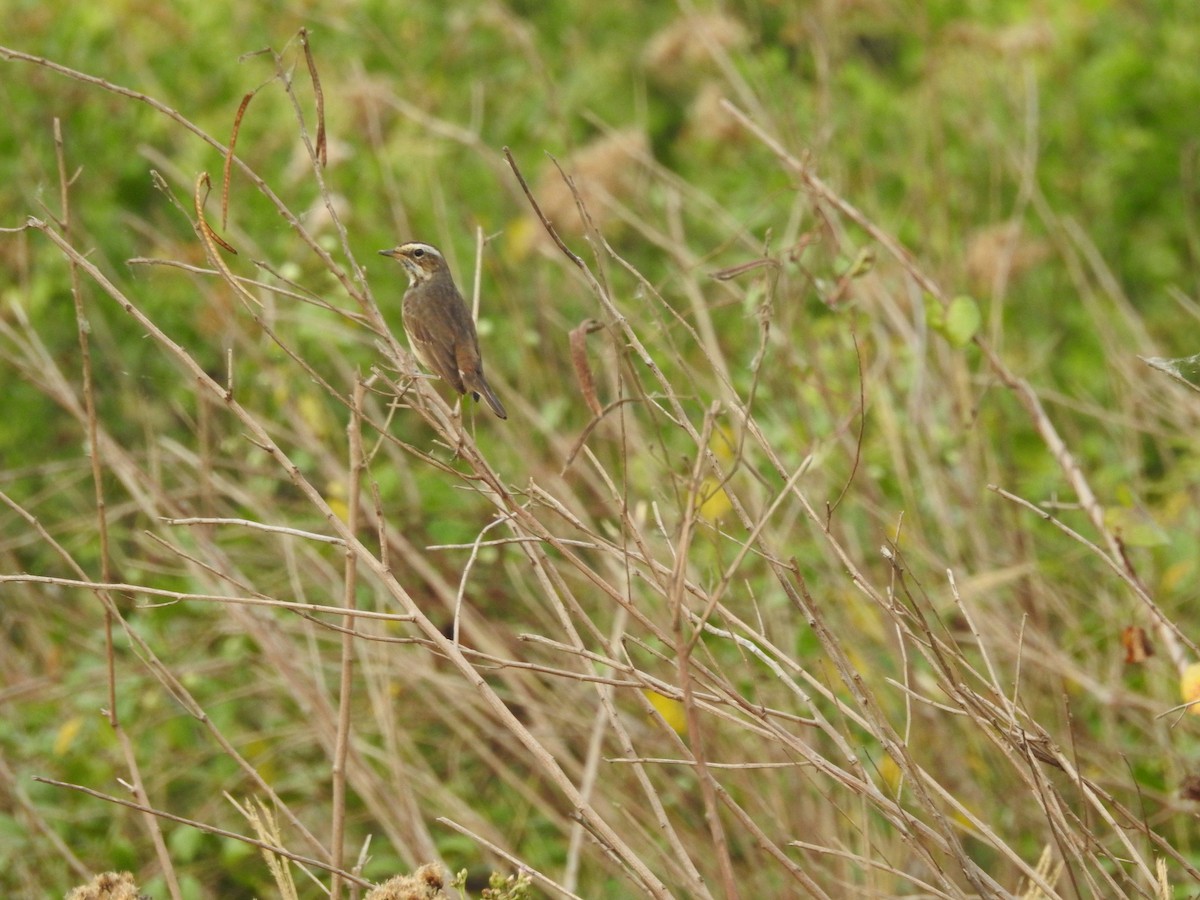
[
  {"xmin": 569, "ymin": 318, "xmax": 605, "ymax": 417},
  {"xmin": 503, "ymin": 146, "xmax": 584, "ymax": 268},
  {"xmin": 35, "ymin": 779, "xmax": 369, "ymax": 889},
  {"xmin": 222, "ymin": 93, "xmax": 255, "ymax": 229},
  {"xmin": 299, "ymin": 27, "xmax": 327, "ymax": 168},
  {"xmin": 194, "ymin": 172, "xmax": 238, "ymax": 257}
]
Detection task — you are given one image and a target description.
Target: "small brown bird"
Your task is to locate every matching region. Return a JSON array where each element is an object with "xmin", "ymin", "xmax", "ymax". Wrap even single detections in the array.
[{"xmin": 378, "ymin": 241, "xmax": 507, "ymax": 419}]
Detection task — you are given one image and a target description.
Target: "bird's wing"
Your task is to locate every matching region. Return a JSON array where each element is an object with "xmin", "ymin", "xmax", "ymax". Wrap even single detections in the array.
[{"xmin": 407, "ymin": 317, "xmax": 468, "ymax": 395}]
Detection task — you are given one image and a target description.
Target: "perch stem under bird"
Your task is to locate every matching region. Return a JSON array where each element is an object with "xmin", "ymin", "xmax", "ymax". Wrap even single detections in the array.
[{"xmin": 377, "ymin": 241, "xmax": 507, "ymax": 419}]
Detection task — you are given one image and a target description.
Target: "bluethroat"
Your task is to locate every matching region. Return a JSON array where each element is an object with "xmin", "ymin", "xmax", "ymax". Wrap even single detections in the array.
[{"xmin": 377, "ymin": 241, "xmax": 507, "ymax": 419}]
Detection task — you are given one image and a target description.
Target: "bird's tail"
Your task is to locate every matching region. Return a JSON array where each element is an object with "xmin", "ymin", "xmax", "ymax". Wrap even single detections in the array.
[{"xmin": 469, "ymin": 375, "xmax": 507, "ymax": 419}]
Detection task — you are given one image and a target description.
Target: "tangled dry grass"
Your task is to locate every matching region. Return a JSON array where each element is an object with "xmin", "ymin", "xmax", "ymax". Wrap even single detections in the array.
[{"xmin": 2, "ymin": 20, "xmax": 1199, "ymax": 899}]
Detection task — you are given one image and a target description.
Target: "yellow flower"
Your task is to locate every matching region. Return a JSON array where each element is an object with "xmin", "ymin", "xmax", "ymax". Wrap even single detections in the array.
[
  {"xmin": 1180, "ymin": 662, "xmax": 1200, "ymax": 715},
  {"xmin": 644, "ymin": 689, "xmax": 687, "ymax": 735}
]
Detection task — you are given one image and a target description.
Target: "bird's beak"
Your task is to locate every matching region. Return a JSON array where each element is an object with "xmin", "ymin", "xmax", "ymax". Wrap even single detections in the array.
[{"xmin": 378, "ymin": 248, "xmax": 398, "ymax": 258}]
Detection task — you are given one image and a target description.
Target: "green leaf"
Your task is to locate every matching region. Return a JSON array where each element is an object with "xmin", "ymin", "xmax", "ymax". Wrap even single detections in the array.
[
  {"xmin": 923, "ymin": 292, "xmax": 945, "ymax": 331},
  {"xmin": 1104, "ymin": 505, "xmax": 1170, "ymax": 548},
  {"xmin": 168, "ymin": 825, "xmax": 205, "ymax": 862},
  {"xmin": 942, "ymin": 295, "xmax": 981, "ymax": 348},
  {"xmin": 926, "ymin": 294, "xmax": 981, "ymax": 348},
  {"xmin": 1144, "ymin": 353, "xmax": 1200, "ymax": 393}
]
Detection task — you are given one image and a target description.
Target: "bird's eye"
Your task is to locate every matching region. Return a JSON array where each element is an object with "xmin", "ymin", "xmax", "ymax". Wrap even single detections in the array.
[{"xmin": 413, "ymin": 248, "xmax": 425, "ymax": 258}]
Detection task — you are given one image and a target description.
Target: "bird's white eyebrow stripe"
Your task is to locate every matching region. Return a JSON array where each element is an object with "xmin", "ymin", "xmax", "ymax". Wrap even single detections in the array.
[{"xmin": 397, "ymin": 242, "xmax": 441, "ymax": 258}]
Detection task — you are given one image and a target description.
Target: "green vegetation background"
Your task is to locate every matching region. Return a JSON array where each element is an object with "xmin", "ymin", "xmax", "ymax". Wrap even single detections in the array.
[{"xmin": 3, "ymin": 1, "xmax": 1200, "ymax": 897}]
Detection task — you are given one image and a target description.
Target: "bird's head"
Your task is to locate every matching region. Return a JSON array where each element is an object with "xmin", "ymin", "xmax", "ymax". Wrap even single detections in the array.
[{"xmin": 377, "ymin": 241, "xmax": 449, "ymax": 287}]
